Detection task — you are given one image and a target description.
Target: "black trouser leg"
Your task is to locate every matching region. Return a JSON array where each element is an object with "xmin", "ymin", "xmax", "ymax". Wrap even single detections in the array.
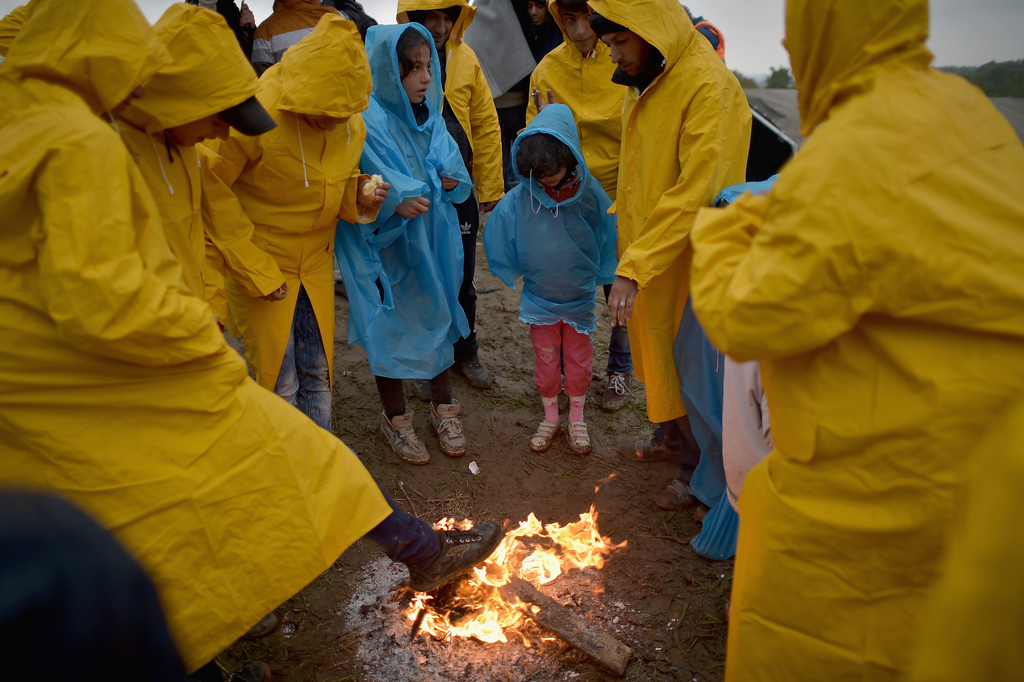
[
  {"xmin": 429, "ymin": 368, "xmax": 453, "ymax": 404},
  {"xmin": 453, "ymin": 195, "xmax": 480, "ymax": 363},
  {"xmin": 497, "ymin": 103, "xmax": 527, "ymax": 190},
  {"xmin": 374, "ymin": 376, "xmax": 406, "ymax": 419}
]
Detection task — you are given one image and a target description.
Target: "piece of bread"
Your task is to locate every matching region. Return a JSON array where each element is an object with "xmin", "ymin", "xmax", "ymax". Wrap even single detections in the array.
[{"xmin": 361, "ymin": 174, "xmax": 383, "ymax": 201}]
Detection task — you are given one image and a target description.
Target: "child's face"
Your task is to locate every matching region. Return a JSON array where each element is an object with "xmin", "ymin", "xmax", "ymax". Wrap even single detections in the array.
[
  {"xmin": 401, "ymin": 44, "xmax": 433, "ymax": 105},
  {"xmin": 537, "ymin": 166, "xmax": 567, "ymax": 187}
]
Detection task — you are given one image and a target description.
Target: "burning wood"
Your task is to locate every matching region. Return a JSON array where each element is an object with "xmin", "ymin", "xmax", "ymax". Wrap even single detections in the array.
[
  {"xmin": 402, "ymin": 506, "xmax": 632, "ymax": 675},
  {"xmin": 498, "ymin": 575, "xmax": 632, "ymax": 675}
]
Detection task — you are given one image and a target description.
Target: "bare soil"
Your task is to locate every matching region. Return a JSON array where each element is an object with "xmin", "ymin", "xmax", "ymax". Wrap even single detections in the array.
[{"xmin": 218, "ymin": 233, "xmax": 731, "ymax": 681}]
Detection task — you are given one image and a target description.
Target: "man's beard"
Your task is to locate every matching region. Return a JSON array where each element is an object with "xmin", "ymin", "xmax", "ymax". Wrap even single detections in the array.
[{"xmin": 610, "ymin": 47, "xmax": 666, "ymax": 92}]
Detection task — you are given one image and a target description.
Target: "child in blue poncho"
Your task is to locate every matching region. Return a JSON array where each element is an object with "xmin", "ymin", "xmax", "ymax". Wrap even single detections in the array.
[
  {"xmin": 484, "ymin": 104, "xmax": 617, "ymax": 454},
  {"xmin": 335, "ymin": 23, "xmax": 473, "ymax": 466}
]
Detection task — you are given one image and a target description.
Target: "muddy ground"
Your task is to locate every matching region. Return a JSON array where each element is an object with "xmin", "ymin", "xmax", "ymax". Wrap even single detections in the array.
[{"xmin": 219, "ymin": 232, "xmax": 732, "ymax": 681}]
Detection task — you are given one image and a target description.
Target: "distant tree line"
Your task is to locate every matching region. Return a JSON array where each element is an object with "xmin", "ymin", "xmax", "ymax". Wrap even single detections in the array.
[
  {"xmin": 734, "ymin": 60, "xmax": 1023, "ymax": 97},
  {"xmin": 732, "ymin": 66, "xmax": 794, "ymax": 90},
  {"xmin": 938, "ymin": 60, "xmax": 1024, "ymax": 98}
]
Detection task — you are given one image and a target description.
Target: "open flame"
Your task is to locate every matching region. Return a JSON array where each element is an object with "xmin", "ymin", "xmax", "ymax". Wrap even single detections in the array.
[{"xmin": 405, "ymin": 506, "xmax": 626, "ymax": 644}]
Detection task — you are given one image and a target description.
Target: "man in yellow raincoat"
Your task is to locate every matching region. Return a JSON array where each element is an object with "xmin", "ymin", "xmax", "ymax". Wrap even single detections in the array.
[
  {"xmin": 587, "ymin": 0, "xmax": 750, "ymax": 507},
  {"xmin": 0, "ymin": 0, "xmax": 502, "ymax": 673},
  {"xmin": 687, "ymin": 0, "xmax": 1024, "ymax": 678},
  {"xmin": 526, "ymin": 0, "xmax": 635, "ymax": 413},
  {"xmin": 116, "ymin": 3, "xmax": 276, "ymax": 327},
  {"xmin": 203, "ymin": 15, "xmax": 386, "ymax": 431},
  {"xmin": 398, "ymin": 0, "xmax": 504, "ymax": 389}
]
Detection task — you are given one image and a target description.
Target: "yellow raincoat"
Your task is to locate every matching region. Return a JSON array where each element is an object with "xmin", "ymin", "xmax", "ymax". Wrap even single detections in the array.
[
  {"xmin": 0, "ymin": 0, "xmax": 389, "ymax": 671},
  {"xmin": 202, "ymin": 14, "xmax": 374, "ymax": 390},
  {"xmin": 909, "ymin": 398, "xmax": 1024, "ymax": 682},
  {"xmin": 688, "ymin": 1, "xmax": 1024, "ymax": 679},
  {"xmin": 524, "ymin": 0, "xmax": 624, "ymax": 200},
  {"xmin": 587, "ymin": 0, "xmax": 750, "ymax": 424},
  {"xmin": 0, "ymin": 3, "xmax": 31, "ymax": 58},
  {"xmin": 118, "ymin": 3, "xmax": 259, "ymax": 304},
  {"xmin": 397, "ymin": 0, "xmax": 504, "ymax": 203}
]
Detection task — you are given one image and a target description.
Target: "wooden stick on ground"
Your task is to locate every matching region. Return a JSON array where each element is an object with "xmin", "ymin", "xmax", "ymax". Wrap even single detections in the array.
[{"xmin": 497, "ymin": 575, "xmax": 632, "ymax": 676}]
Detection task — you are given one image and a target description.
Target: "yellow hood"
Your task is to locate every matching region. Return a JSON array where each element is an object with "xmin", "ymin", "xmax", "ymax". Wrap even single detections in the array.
[
  {"xmin": 786, "ymin": 0, "xmax": 933, "ymax": 135},
  {"xmin": 587, "ymin": 0, "xmax": 695, "ymax": 71},
  {"xmin": 277, "ymin": 14, "xmax": 371, "ymax": 118},
  {"xmin": 3, "ymin": 0, "xmax": 168, "ymax": 114},
  {"xmin": 0, "ymin": 3, "xmax": 32, "ymax": 58},
  {"xmin": 123, "ymin": 4, "xmax": 258, "ymax": 134},
  {"xmin": 546, "ymin": 0, "xmax": 571, "ymax": 41},
  {"xmin": 396, "ymin": 0, "xmax": 476, "ymax": 46}
]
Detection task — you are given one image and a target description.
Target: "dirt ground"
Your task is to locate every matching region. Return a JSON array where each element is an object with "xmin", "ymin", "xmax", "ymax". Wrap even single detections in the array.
[{"xmin": 219, "ymin": 232, "xmax": 732, "ymax": 681}]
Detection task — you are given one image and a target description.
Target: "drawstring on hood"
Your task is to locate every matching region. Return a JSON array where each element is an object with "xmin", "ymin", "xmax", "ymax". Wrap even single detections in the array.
[
  {"xmin": 149, "ymin": 134, "xmax": 176, "ymax": 196},
  {"xmin": 529, "ymin": 170, "xmax": 542, "ymax": 213},
  {"xmin": 296, "ymin": 115, "xmax": 310, "ymax": 188},
  {"xmin": 106, "ymin": 112, "xmax": 123, "ymax": 139}
]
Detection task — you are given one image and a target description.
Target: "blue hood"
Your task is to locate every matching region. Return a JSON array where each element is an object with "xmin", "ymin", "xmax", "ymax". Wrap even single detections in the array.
[
  {"xmin": 510, "ymin": 103, "xmax": 590, "ymax": 210},
  {"xmin": 365, "ymin": 23, "xmax": 443, "ymax": 132}
]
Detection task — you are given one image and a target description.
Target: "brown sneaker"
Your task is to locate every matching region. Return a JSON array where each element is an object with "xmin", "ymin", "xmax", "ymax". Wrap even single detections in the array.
[
  {"xmin": 430, "ymin": 400, "xmax": 467, "ymax": 457},
  {"xmin": 655, "ymin": 479, "xmax": 696, "ymax": 511},
  {"xmin": 600, "ymin": 372, "xmax": 634, "ymax": 412},
  {"xmin": 529, "ymin": 420, "xmax": 561, "ymax": 452},
  {"xmin": 241, "ymin": 612, "xmax": 278, "ymax": 640},
  {"xmin": 381, "ymin": 409, "xmax": 430, "ymax": 465}
]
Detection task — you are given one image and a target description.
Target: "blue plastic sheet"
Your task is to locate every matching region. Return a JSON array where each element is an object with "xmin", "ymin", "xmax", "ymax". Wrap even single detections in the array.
[
  {"xmin": 335, "ymin": 23, "xmax": 472, "ymax": 379},
  {"xmin": 483, "ymin": 103, "xmax": 617, "ymax": 334}
]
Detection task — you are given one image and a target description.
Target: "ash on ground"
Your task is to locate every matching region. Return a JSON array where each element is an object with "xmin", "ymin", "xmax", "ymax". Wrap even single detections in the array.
[{"xmin": 341, "ymin": 557, "xmax": 650, "ymax": 681}]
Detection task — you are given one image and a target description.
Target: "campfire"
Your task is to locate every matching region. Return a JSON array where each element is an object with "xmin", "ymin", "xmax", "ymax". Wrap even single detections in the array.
[{"xmin": 399, "ymin": 507, "xmax": 632, "ymax": 675}]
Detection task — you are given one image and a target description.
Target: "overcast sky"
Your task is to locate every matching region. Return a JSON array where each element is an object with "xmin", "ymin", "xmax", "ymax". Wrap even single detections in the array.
[{"xmin": 3, "ymin": 0, "xmax": 1022, "ymax": 76}]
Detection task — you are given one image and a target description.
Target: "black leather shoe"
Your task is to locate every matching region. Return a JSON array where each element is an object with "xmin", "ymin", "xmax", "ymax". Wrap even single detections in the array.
[
  {"xmin": 456, "ymin": 355, "xmax": 494, "ymax": 389},
  {"xmin": 408, "ymin": 521, "xmax": 504, "ymax": 592}
]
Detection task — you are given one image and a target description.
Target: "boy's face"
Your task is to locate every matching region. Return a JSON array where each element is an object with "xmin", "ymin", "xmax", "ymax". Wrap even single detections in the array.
[
  {"xmin": 167, "ymin": 114, "xmax": 231, "ymax": 147},
  {"xmin": 537, "ymin": 165, "xmax": 567, "ymax": 187},
  {"xmin": 527, "ymin": 1, "xmax": 548, "ymax": 26},
  {"xmin": 561, "ymin": 9, "xmax": 597, "ymax": 55},
  {"xmin": 401, "ymin": 44, "xmax": 433, "ymax": 105},
  {"xmin": 600, "ymin": 30, "xmax": 651, "ymax": 76},
  {"xmin": 420, "ymin": 9, "xmax": 454, "ymax": 49}
]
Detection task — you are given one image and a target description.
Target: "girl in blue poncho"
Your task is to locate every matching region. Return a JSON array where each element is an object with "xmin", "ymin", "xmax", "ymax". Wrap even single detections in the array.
[
  {"xmin": 484, "ymin": 104, "xmax": 617, "ymax": 455},
  {"xmin": 336, "ymin": 23, "xmax": 473, "ymax": 466}
]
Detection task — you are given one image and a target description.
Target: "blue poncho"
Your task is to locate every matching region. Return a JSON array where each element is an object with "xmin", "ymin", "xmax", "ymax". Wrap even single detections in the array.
[
  {"xmin": 678, "ymin": 175, "xmax": 779, "ymax": 561},
  {"xmin": 483, "ymin": 104, "xmax": 617, "ymax": 335},
  {"xmin": 335, "ymin": 23, "xmax": 472, "ymax": 379}
]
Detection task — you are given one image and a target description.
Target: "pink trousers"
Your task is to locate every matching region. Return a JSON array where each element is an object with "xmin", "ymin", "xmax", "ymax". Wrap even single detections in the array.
[{"xmin": 529, "ymin": 321, "xmax": 593, "ymax": 398}]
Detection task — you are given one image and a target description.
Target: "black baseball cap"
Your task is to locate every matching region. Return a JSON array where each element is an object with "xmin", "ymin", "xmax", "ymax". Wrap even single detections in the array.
[
  {"xmin": 589, "ymin": 11, "xmax": 629, "ymax": 36},
  {"xmin": 218, "ymin": 96, "xmax": 276, "ymax": 136}
]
